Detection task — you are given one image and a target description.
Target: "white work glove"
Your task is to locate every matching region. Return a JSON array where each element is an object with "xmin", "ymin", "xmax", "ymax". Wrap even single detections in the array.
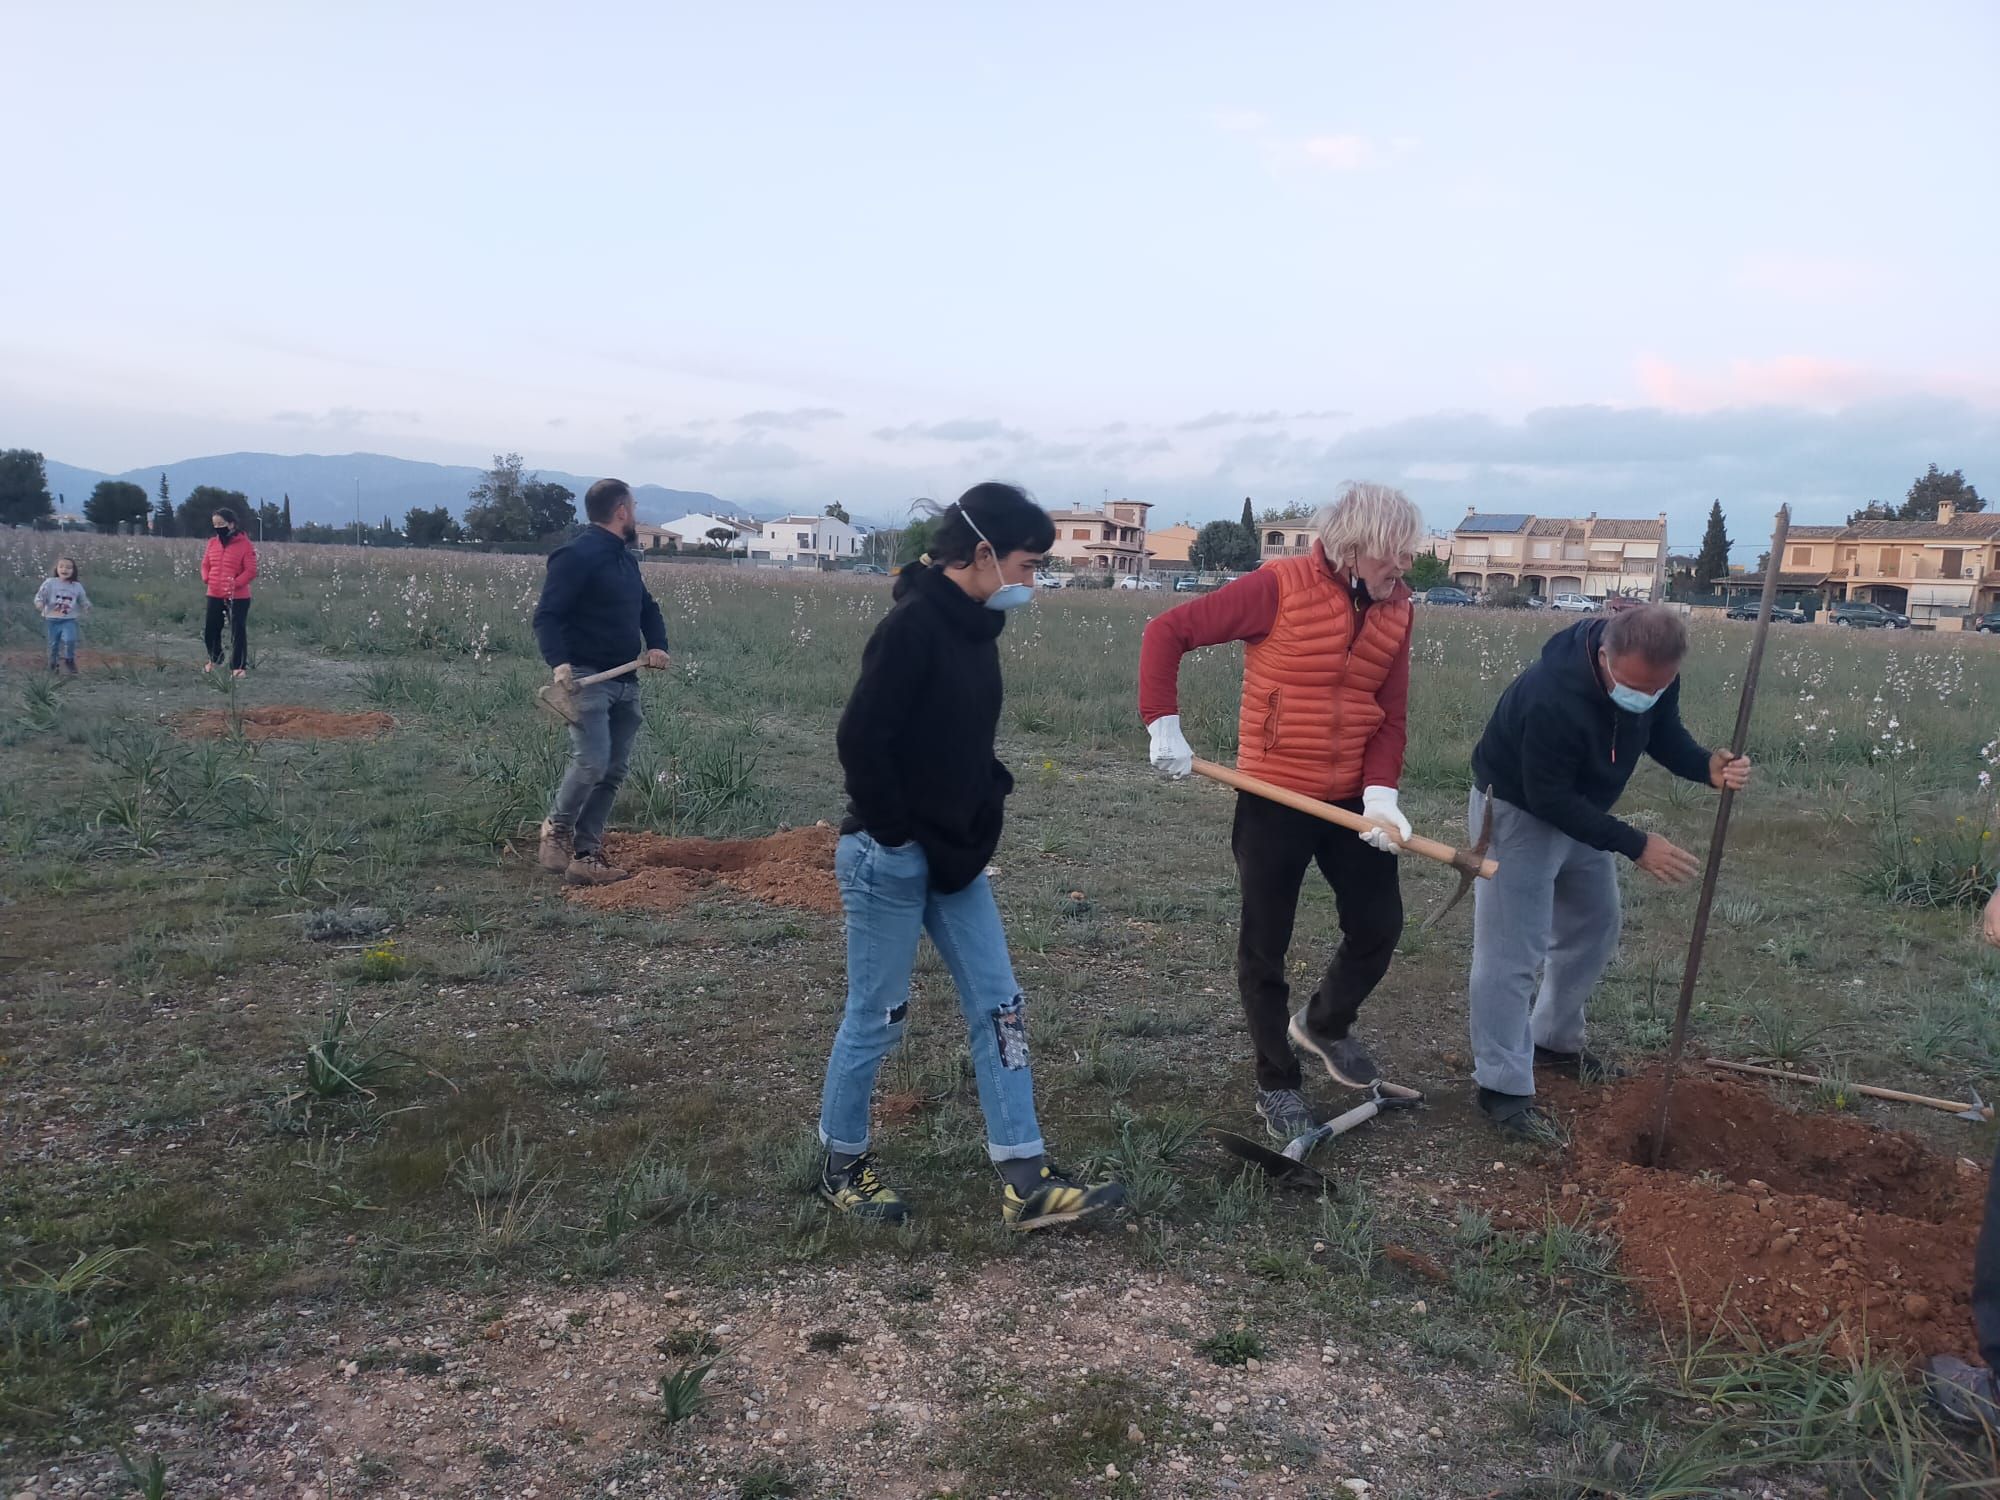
[
  {"xmin": 1360, "ymin": 785, "xmax": 1411, "ymax": 854},
  {"xmin": 1147, "ymin": 714, "xmax": 1194, "ymax": 778}
]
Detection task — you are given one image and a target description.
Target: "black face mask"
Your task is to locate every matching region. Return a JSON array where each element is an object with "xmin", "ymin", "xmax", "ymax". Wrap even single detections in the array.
[{"xmin": 213, "ymin": 526, "xmax": 231, "ymax": 537}]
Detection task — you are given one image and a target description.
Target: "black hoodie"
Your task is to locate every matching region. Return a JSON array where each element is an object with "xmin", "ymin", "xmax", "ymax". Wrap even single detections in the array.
[
  {"xmin": 1471, "ymin": 618, "xmax": 1714, "ymax": 860},
  {"xmin": 836, "ymin": 564, "xmax": 1017, "ymax": 894}
]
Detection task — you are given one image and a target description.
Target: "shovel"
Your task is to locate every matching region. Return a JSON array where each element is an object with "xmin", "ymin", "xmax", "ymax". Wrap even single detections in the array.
[
  {"xmin": 1213, "ymin": 1081, "xmax": 1423, "ymax": 1190},
  {"xmin": 536, "ymin": 658, "xmax": 646, "ymax": 726}
]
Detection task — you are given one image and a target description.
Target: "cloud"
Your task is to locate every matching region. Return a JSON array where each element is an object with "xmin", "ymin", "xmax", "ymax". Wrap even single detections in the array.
[
  {"xmin": 623, "ymin": 429, "xmax": 809, "ymax": 473},
  {"xmin": 545, "ymin": 417, "xmax": 567, "ymax": 429},
  {"xmin": 1299, "ymin": 134, "xmax": 1375, "ymax": 171},
  {"xmin": 1628, "ymin": 354, "xmax": 2000, "ymax": 415},
  {"xmin": 1176, "ymin": 410, "xmax": 1287, "ymax": 432},
  {"xmin": 1292, "ymin": 408, "xmax": 1347, "ymax": 422},
  {"xmin": 1209, "ymin": 109, "xmax": 1271, "ymax": 134},
  {"xmin": 1732, "ymin": 253, "xmax": 1881, "ymax": 303},
  {"xmin": 736, "ymin": 406, "xmax": 844, "ymax": 430},
  {"xmin": 872, "ymin": 417, "xmax": 1028, "ymax": 444},
  {"xmin": 270, "ymin": 406, "xmax": 420, "ymax": 429}
]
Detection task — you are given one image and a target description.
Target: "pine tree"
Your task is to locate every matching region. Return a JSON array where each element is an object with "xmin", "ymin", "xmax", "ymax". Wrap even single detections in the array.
[
  {"xmin": 281, "ymin": 493, "xmax": 294, "ymax": 538},
  {"xmin": 1240, "ymin": 496, "xmax": 1256, "ymax": 535},
  {"xmin": 154, "ymin": 473, "xmax": 175, "ymax": 536},
  {"xmin": 1694, "ymin": 500, "xmax": 1732, "ymax": 589},
  {"xmin": 1898, "ymin": 463, "xmax": 1984, "ymax": 520}
]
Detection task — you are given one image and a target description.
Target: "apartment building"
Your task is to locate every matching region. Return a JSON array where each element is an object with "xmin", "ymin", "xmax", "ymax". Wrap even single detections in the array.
[
  {"xmin": 1047, "ymin": 498, "xmax": 1154, "ymax": 574},
  {"xmin": 1450, "ymin": 510, "xmax": 1668, "ymax": 598},
  {"xmin": 1714, "ymin": 502, "xmax": 2000, "ymax": 621}
]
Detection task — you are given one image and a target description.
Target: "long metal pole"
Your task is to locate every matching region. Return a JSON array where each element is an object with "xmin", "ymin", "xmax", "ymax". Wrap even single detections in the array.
[{"xmin": 1647, "ymin": 504, "xmax": 1791, "ymax": 1166}]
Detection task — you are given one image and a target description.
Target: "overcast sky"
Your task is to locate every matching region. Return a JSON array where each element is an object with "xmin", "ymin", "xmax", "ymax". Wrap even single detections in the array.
[{"xmin": 4, "ymin": 2, "xmax": 1995, "ymax": 541}]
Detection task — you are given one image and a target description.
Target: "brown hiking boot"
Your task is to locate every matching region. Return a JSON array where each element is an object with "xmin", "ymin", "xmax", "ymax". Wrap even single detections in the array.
[
  {"xmin": 537, "ymin": 820, "xmax": 573, "ymax": 874},
  {"xmin": 565, "ymin": 851, "xmax": 630, "ymax": 886}
]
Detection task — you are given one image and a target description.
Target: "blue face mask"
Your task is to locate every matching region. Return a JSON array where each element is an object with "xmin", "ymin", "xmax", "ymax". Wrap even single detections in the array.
[
  {"xmin": 1601, "ymin": 651, "xmax": 1666, "ymax": 713},
  {"xmin": 962, "ymin": 511, "xmax": 1036, "ymax": 613}
]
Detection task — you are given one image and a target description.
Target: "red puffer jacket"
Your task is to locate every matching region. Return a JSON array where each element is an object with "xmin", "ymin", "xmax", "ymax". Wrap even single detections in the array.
[{"xmin": 201, "ymin": 534, "xmax": 258, "ymax": 600}]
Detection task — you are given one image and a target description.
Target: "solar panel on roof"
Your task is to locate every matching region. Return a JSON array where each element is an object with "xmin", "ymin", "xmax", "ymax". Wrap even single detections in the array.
[{"xmin": 1455, "ymin": 513, "xmax": 1532, "ymax": 532}]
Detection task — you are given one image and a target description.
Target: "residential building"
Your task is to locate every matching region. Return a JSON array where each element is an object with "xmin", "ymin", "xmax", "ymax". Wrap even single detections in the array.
[
  {"xmin": 758, "ymin": 514, "xmax": 864, "ymax": 564},
  {"xmin": 1712, "ymin": 502, "xmax": 2000, "ymax": 622},
  {"xmin": 631, "ymin": 523, "xmax": 683, "ymax": 551},
  {"xmin": 1146, "ymin": 522, "xmax": 1200, "ymax": 566},
  {"xmin": 1047, "ymin": 498, "xmax": 1154, "ymax": 575},
  {"xmin": 661, "ymin": 512, "xmax": 762, "ymax": 553},
  {"xmin": 1259, "ymin": 521, "xmax": 1316, "ymax": 562},
  {"xmin": 1450, "ymin": 510, "xmax": 1668, "ymax": 598}
]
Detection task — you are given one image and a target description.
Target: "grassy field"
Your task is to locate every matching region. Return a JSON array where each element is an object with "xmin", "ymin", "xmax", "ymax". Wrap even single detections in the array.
[{"xmin": 4, "ymin": 533, "xmax": 2000, "ymax": 1498}]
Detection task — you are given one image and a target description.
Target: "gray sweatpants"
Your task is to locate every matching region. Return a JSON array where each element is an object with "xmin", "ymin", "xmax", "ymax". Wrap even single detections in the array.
[{"xmin": 1467, "ymin": 790, "xmax": 1622, "ymax": 1097}]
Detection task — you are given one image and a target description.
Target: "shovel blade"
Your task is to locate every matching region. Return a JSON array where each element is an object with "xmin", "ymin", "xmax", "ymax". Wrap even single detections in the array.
[{"xmin": 1211, "ymin": 1130, "xmax": 1335, "ymax": 1193}]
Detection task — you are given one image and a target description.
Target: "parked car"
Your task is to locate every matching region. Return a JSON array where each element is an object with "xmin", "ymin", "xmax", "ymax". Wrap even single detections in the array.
[
  {"xmin": 1033, "ymin": 571, "xmax": 1068, "ymax": 590},
  {"xmin": 1973, "ymin": 610, "xmax": 2000, "ymax": 634},
  {"xmin": 1172, "ymin": 575, "xmax": 1203, "ymax": 593},
  {"xmin": 1601, "ymin": 594, "xmax": 1647, "ymax": 614},
  {"xmin": 847, "ymin": 562, "xmax": 887, "ymax": 575},
  {"xmin": 1827, "ymin": 600, "xmax": 1906, "ymax": 629},
  {"xmin": 1421, "ymin": 586, "xmax": 1476, "ymax": 607},
  {"xmin": 1115, "ymin": 575, "xmax": 1163, "ymax": 591},
  {"xmin": 1551, "ymin": 593, "xmax": 1595, "ymax": 613},
  {"xmin": 1725, "ymin": 599, "xmax": 1808, "ymax": 623}
]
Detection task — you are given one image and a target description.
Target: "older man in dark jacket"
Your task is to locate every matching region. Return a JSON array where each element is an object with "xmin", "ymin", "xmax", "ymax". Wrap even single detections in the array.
[
  {"xmin": 1466, "ymin": 605, "xmax": 1749, "ymax": 1133},
  {"xmin": 532, "ymin": 478, "xmax": 670, "ymax": 885}
]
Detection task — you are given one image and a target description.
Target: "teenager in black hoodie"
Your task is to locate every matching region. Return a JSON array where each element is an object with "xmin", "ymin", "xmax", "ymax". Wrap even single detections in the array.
[
  {"xmin": 816, "ymin": 483, "xmax": 1124, "ymax": 1232},
  {"xmin": 1466, "ymin": 605, "xmax": 1750, "ymax": 1133}
]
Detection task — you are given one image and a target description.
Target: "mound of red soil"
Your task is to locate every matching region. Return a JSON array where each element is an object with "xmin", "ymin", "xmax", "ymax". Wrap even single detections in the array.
[
  {"xmin": 1565, "ymin": 1073, "xmax": 1986, "ymax": 1362},
  {"xmin": 173, "ymin": 706, "xmax": 397, "ymax": 741},
  {"xmin": 566, "ymin": 825, "xmax": 839, "ymax": 914}
]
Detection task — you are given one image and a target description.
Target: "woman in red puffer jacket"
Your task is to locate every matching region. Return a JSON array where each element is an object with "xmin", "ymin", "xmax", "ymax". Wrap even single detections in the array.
[{"xmin": 200, "ymin": 504, "xmax": 259, "ymax": 676}]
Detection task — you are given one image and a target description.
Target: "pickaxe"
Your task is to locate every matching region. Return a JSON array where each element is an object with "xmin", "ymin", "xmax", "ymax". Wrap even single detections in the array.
[
  {"xmin": 1212, "ymin": 1080, "xmax": 1424, "ymax": 1190},
  {"xmin": 535, "ymin": 658, "xmax": 646, "ymax": 726},
  {"xmin": 1704, "ymin": 1058, "xmax": 1994, "ymax": 1122},
  {"xmin": 1189, "ymin": 758, "xmax": 1496, "ymax": 927}
]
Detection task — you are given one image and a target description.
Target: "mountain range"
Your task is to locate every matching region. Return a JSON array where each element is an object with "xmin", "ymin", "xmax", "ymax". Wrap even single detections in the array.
[{"xmin": 40, "ymin": 451, "xmax": 738, "ymax": 527}]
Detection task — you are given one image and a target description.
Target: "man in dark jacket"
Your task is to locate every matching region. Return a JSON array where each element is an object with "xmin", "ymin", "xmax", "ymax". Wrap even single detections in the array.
[
  {"xmin": 1466, "ymin": 605, "xmax": 1749, "ymax": 1133},
  {"xmin": 532, "ymin": 478, "xmax": 670, "ymax": 885}
]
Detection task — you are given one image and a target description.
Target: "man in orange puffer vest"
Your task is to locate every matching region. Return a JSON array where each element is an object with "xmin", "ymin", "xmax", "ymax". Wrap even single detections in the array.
[{"xmin": 1139, "ymin": 483, "xmax": 1423, "ymax": 1144}]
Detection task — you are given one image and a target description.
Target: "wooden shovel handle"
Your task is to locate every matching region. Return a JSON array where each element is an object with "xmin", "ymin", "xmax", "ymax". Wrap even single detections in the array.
[
  {"xmin": 1704, "ymin": 1057, "xmax": 1993, "ymax": 1119},
  {"xmin": 1190, "ymin": 758, "xmax": 1498, "ymax": 880},
  {"xmin": 573, "ymin": 657, "xmax": 647, "ymax": 687}
]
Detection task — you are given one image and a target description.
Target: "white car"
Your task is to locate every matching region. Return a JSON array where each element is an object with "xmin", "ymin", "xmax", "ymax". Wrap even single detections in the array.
[
  {"xmin": 1551, "ymin": 593, "xmax": 1596, "ymax": 613},
  {"xmin": 1033, "ymin": 570, "xmax": 1068, "ymax": 590},
  {"xmin": 1115, "ymin": 575, "xmax": 1163, "ymax": 591}
]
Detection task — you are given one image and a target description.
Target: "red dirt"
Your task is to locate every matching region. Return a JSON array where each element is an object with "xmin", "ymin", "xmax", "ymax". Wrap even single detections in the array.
[
  {"xmin": 173, "ymin": 706, "xmax": 398, "ymax": 741},
  {"xmin": 1564, "ymin": 1072, "xmax": 1987, "ymax": 1363},
  {"xmin": 565, "ymin": 825, "xmax": 839, "ymax": 914}
]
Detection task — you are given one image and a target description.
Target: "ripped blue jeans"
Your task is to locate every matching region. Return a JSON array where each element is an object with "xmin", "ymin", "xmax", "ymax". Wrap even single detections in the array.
[{"xmin": 817, "ymin": 831, "xmax": 1044, "ymax": 1162}]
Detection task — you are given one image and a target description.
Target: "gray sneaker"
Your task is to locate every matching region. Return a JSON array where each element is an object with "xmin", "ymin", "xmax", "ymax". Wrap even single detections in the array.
[
  {"xmin": 1255, "ymin": 1087, "xmax": 1318, "ymax": 1145},
  {"xmin": 1289, "ymin": 1013, "xmax": 1381, "ymax": 1088},
  {"xmin": 1927, "ymin": 1355, "xmax": 2000, "ymax": 1425}
]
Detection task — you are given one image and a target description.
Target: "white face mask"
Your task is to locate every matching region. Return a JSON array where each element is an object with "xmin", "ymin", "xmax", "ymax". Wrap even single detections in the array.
[
  {"xmin": 1601, "ymin": 650, "xmax": 1667, "ymax": 713},
  {"xmin": 961, "ymin": 512, "xmax": 1035, "ymax": 613}
]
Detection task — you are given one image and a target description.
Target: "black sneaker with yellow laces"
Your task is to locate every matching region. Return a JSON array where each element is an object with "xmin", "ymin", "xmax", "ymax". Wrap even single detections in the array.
[
  {"xmin": 1000, "ymin": 1162, "xmax": 1126, "ymax": 1233},
  {"xmin": 818, "ymin": 1152, "xmax": 910, "ymax": 1224}
]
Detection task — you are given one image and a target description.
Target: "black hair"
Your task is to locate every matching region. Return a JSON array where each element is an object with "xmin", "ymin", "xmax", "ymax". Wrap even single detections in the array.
[
  {"xmin": 585, "ymin": 477, "xmax": 633, "ymax": 524},
  {"xmin": 212, "ymin": 506, "xmax": 239, "ymax": 528},
  {"xmin": 894, "ymin": 482, "xmax": 1055, "ymax": 600}
]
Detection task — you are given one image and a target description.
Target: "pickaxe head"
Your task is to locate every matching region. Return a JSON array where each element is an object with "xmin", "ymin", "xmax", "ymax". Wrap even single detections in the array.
[
  {"xmin": 1956, "ymin": 1087, "xmax": 1991, "ymax": 1123},
  {"xmin": 1422, "ymin": 791, "xmax": 1493, "ymax": 930},
  {"xmin": 535, "ymin": 680, "xmax": 584, "ymax": 727}
]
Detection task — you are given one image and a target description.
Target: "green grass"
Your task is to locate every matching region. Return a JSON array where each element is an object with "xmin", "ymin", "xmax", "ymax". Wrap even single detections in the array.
[{"xmin": 3, "ymin": 533, "xmax": 1999, "ymax": 1489}]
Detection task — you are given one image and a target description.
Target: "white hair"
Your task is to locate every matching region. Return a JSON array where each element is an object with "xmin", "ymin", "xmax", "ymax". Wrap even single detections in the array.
[{"xmin": 1313, "ymin": 481, "xmax": 1424, "ymax": 568}]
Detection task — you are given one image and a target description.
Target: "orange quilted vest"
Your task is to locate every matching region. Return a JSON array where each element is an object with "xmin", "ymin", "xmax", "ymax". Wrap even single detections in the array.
[{"xmin": 1237, "ymin": 543, "xmax": 1412, "ymax": 801}]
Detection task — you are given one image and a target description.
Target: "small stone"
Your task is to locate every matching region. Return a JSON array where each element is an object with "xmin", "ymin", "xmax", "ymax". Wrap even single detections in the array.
[
  {"xmin": 1428, "ymin": 1425, "xmax": 1443, "ymax": 1439},
  {"xmin": 1412, "ymin": 1300, "xmax": 1428, "ymax": 1315},
  {"xmin": 1212, "ymin": 1421, "xmax": 1227, "ymax": 1435},
  {"xmin": 1342, "ymin": 1481, "xmax": 1372, "ymax": 1496},
  {"xmin": 1490, "ymin": 1161, "xmax": 1505, "ymax": 1173},
  {"xmin": 1105, "ymin": 1464, "xmax": 1120, "ymax": 1479},
  {"xmin": 1905, "ymin": 1294, "xmax": 1933, "ymax": 1321},
  {"xmin": 772, "ymin": 1429, "xmax": 788, "ymax": 1444},
  {"xmin": 1127, "ymin": 1424, "xmax": 1146, "ymax": 1444},
  {"xmin": 1244, "ymin": 1358, "xmax": 1261, "ymax": 1373},
  {"xmin": 1560, "ymin": 1183, "xmax": 1580, "ymax": 1197}
]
